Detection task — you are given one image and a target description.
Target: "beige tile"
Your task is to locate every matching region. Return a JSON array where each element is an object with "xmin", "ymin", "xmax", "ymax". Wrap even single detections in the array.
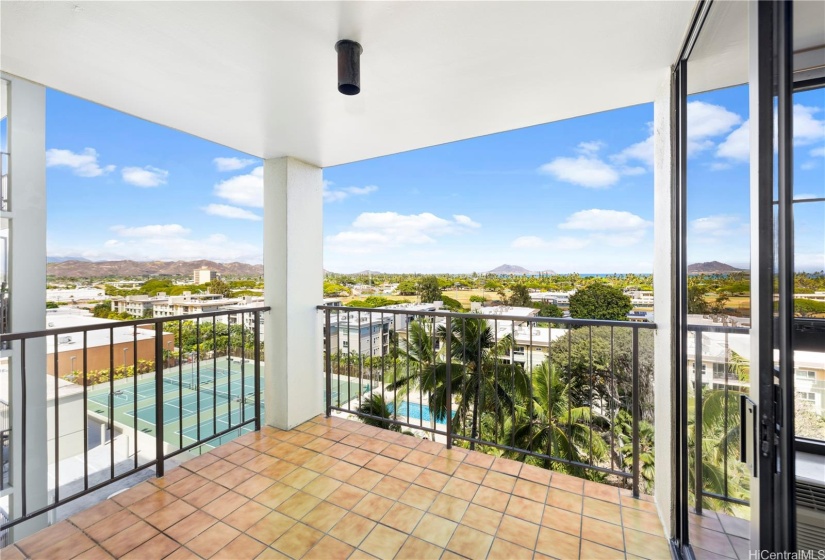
[
  {"xmin": 491, "ymin": 457, "xmax": 522, "ymax": 477},
  {"xmin": 246, "ymin": 511, "xmax": 297, "ymax": 545},
  {"xmin": 519, "ymin": 464, "xmax": 553, "ymax": 486},
  {"xmin": 551, "ymin": 472, "xmax": 585, "ymax": 494},
  {"xmin": 302, "ymin": 501, "xmax": 348, "ymax": 533},
  {"xmin": 223, "ymin": 500, "xmax": 272, "ymax": 532},
  {"xmin": 483, "ymin": 470, "xmax": 517, "ymax": 493},
  {"xmin": 69, "ymin": 500, "xmax": 123, "ymax": 529},
  {"xmin": 623, "ymin": 527, "xmax": 673, "ymax": 559},
  {"xmin": 260, "ymin": 460, "xmax": 298, "ymax": 481},
  {"xmin": 454, "ymin": 463, "xmax": 487, "ymax": 484},
  {"xmin": 381, "ymin": 502, "xmax": 425, "ymax": 533},
  {"xmin": 272, "ymin": 523, "xmax": 324, "ymax": 559},
  {"xmin": 414, "ymin": 469, "xmax": 450, "ymax": 492},
  {"xmin": 399, "ymin": 484, "xmax": 438, "ymax": 511},
  {"xmin": 280, "ymin": 466, "xmax": 320, "ymax": 489},
  {"xmin": 112, "ymin": 482, "xmax": 159, "ymax": 507},
  {"xmin": 488, "ymin": 537, "xmax": 534, "ymax": 560},
  {"xmin": 472, "ymin": 485, "xmax": 511, "ymax": 512},
  {"xmin": 541, "ymin": 505, "xmax": 582, "ymax": 537},
  {"xmin": 395, "ymin": 536, "xmax": 442, "ymax": 560},
  {"xmin": 388, "ymin": 462, "xmax": 424, "ymax": 483},
  {"xmin": 166, "ymin": 473, "xmax": 209, "ymax": 498},
  {"xmin": 73, "ymin": 545, "xmax": 115, "ymax": 560},
  {"xmin": 304, "ymin": 475, "xmax": 341, "ymax": 500},
  {"xmin": 584, "ymin": 480, "xmax": 620, "ymax": 504},
  {"xmin": 121, "ymin": 533, "xmax": 179, "ymax": 560},
  {"xmin": 276, "ymin": 491, "xmax": 322, "ymax": 520},
  {"xmin": 253, "ymin": 482, "xmax": 298, "ymax": 509},
  {"xmin": 165, "ymin": 511, "xmax": 218, "ymax": 544},
  {"xmin": 303, "ymin": 535, "xmax": 355, "ymax": 560},
  {"xmin": 403, "ymin": 449, "xmax": 435, "ymax": 467},
  {"xmin": 506, "ymin": 495, "xmax": 545, "ymax": 522},
  {"xmin": 100, "ymin": 521, "xmax": 158, "ymax": 558},
  {"xmin": 461, "ymin": 503, "xmax": 503, "ymax": 535},
  {"xmin": 352, "ymin": 492, "xmax": 394, "ymax": 521},
  {"xmin": 345, "ymin": 449, "xmax": 376, "ymax": 467},
  {"xmin": 329, "ymin": 512, "xmax": 377, "ymax": 548},
  {"xmin": 463, "ymin": 451, "xmax": 495, "ymax": 469},
  {"xmin": 412, "ymin": 512, "xmax": 458, "ymax": 548},
  {"xmin": 325, "ymin": 460, "xmax": 360, "ymax": 482},
  {"xmin": 86, "ymin": 510, "xmax": 142, "ymax": 543},
  {"xmin": 327, "ymin": 483, "xmax": 368, "ymax": 509},
  {"xmin": 212, "ymin": 534, "xmax": 267, "ymax": 560},
  {"xmin": 583, "ymin": 496, "xmax": 622, "ymax": 525},
  {"xmin": 303, "ymin": 453, "xmax": 339, "ymax": 473},
  {"xmin": 187, "ymin": 521, "xmax": 241, "ymax": 559},
  {"xmin": 214, "ymin": 466, "xmax": 256, "ymax": 489},
  {"xmin": 547, "ymin": 487, "xmax": 583, "ymax": 514},
  {"xmin": 34, "ymin": 531, "xmax": 96, "ymax": 560},
  {"xmin": 513, "ymin": 478, "xmax": 549, "ymax": 503},
  {"xmin": 0, "ymin": 546, "xmax": 25, "ymax": 560},
  {"xmin": 442, "ymin": 477, "xmax": 480, "ymax": 501},
  {"xmin": 198, "ymin": 459, "xmax": 237, "ymax": 480},
  {"xmin": 535, "ymin": 526, "xmax": 581, "ymax": 560},
  {"xmin": 581, "ymin": 538, "xmax": 626, "ymax": 559},
  {"xmin": 200, "ymin": 490, "xmax": 248, "ymax": 520},
  {"xmin": 446, "ymin": 524, "xmax": 494, "ymax": 558},
  {"xmin": 349, "ymin": 468, "xmax": 384, "ymax": 490},
  {"xmin": 622, "ymin": 507, "xmax": 665, "ymax": 537},
  {"xmin": 364, "ymin": 455, "xmax": 400, "ymax": 475},
  {"xmin": 359, "ymin": 524, "xmax": 408, "ymax": 560},
  {"xmin": 145, "ymin": 499, "xmax": 197, "ymax": 531},
  {"xmin": 181, "ymin": 480, "xmax": 229, "ymax": 509},
  {"xmin": 583, "ymin": 516, "xmax": 625, "ymax": 551},
  {"xmin": 372, "ymin": 475, "xmax": 409, "ymax": 500},
  {"xmin": 429, "ymin": 494, "xmax": 470, "ymax": 522},
  {"xmin": 690, "ymin": 525, "xmax": 737, "ymax": 558},
  {"xmin": 165, "ymin": 546, "xmax": 202, "ymax": 560},
  {"xmin": 496, "ymin": 515, "xmax": 540, "ymax": 549},
  {"xmin": 429, "ymin": 456, "xmax": 461, "ymax": 476}
]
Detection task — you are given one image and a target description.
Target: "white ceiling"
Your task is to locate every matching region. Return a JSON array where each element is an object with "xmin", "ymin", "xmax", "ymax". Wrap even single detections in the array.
[{"xmin": 0, "ymin": 1, "xmax": 699, "ymax": 167}]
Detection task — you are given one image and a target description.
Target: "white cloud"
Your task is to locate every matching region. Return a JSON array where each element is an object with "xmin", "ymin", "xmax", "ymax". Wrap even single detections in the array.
[
  {"xmin": 538, "ymin": 155, "xmax": 620, "ymax": 188},
  {"xmin": 613, "ymin": 135, "xmax": 654, "ymax": 167},
  {"xmin": 559, "ymin": 209, "xmax": 652, "ymax": 231},
  {"xmin": 46, "ymin": 148, "xmax": 115, "ymax": 177},
  {"xmin": 577, "ymin": 141, "xmax": 604, "ymax": 155},
  {"xmin": 121, "ymin": 166, "xmax": 168, "ymax": 187},
  {"xmin": 213, "ymin": 157, "xmax": 257, "ymax": 172},
  {"xmin": 111, "ymin": 224, "xmax": 191, "ymax": 238},
  {"xmin": 323, "ymin": 184, "xmax": 379, "ymax": 203},
  {"xmin": 687, "ymin": 101, "xmax": 742, "ymax": 154},
  {"xmin": 326, "ymin": 211, "xmax": 480, "ymax": 255},
  {"xmin": 716, "ymin": 104, "xmax": 825, "ymax": 164},
  {"xmin": 690, "ymin": 214, "xmax": 748, "ymax": 238},
  {"xmin": 214, "ymin": 166, "xmax": 263, "ymax": 207},
  {"xmin": 201, "ymin": 203, "xmax": 262, "ymax": 221}
]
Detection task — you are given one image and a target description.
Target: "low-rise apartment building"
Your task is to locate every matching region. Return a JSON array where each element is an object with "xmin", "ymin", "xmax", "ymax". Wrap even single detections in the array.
[
  {"xmin": 110, "ymin": 293, "xmax": 169, "ymax": 317},
  {"xmin": 324, "ymin": 311, "xmax": 392, "ymax": 357},
  {"xmin": 152, "ymin": 292, "xmax": 236, "ymax": 317}
]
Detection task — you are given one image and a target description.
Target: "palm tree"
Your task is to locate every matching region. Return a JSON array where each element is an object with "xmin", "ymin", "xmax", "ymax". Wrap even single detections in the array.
[
  {"xmin": 504, "ymin": 361, "xmax": 607, "ymax": 478},
  {"xmin": 440, "ymin": 317, "xmax": 528, "ymax": 448},
  {"xmin": 688, "ymin": 388, "xmax": 750, "ymax": 514},
  {"xmin": 357, "ymin": 394, "xmax": 401, "ymax": 432}
]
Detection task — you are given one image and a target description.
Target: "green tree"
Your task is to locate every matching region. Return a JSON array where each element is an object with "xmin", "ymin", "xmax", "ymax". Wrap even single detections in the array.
[
  {"xmin": 569, "ymin": 283, "xmax": 631, "ymax": 321},
  {"xmin": 208, "ymin": 278, "xmax": 231, "ymax": 297},
  {"xmin": 441, "ymin": 295, "xmax": 464, "ymax": 312},
  {"xmin": 92, "ymin": 301, "xmax": 112, "ymax": 318},
  {"xmin": 535, "ymin": 302, "xmax": 563, "ymax": 318},
  {"xmin": 508, "ymin": 284, "xmax": 532, "ymax": 307},
  {"xmin": 505, "ymin": 362, "xmax": 607, "ymax": 477},
  {"xmin": 46, "ymin": 301, "xmax": 59, "ymax": 309},
  {"xmin": 357, "ymin": 394, "xmax": 401, "ymax": 432},
  {"xmin": 687, "ymin": 279, "xmax": 710, "ymax": 314},
  {"xmin": 396, "ymin": 280, "xmax": 418, "ymax": 295},
  {"xmin": 794, "ymin": 298, "xmax": 825, "ymax": 317},
  {"xmin": 419, "ymin": 275, "xmax": 442, "ymax": 303}
]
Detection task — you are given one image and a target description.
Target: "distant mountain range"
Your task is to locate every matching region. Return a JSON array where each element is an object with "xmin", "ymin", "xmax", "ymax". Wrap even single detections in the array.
[
  {"xmin": 688, "ymin": 261, "xmax": 746, "ymax": 274},
  {"xmin": 486, "ymin": 264, "xmax": 556, "ymax": 275},
  {"xmin": 47, "ymin": 256, "xmax": 91, "ymax": 263},
  {"xmin": 47, "ymin": 259, "xmax": 264, "ymax": 278}
]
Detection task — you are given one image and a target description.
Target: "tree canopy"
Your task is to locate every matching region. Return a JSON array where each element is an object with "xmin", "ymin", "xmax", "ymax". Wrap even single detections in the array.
[
  {"xmin": 419, "ymin": 275, "xmax": 442, "ymax": 303},
  {"xmin": 569, "ymin": 283, "xmax": 632, "ymax": 321}
]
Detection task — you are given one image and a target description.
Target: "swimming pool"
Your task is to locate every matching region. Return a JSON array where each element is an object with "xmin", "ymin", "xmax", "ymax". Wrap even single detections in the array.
[{"xmin": 388, "ymin": 401, "xmax": 446, "ymax": 424}]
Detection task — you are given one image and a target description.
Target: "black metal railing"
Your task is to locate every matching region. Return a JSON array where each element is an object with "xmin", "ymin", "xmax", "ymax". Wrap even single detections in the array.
[
  {"xmin": 0, "ymin": 306, "xmax": 268, "ymax": 532},
  {"xmin": 687, "ymin": 323, "xmax": 751, "ymax": 514},
  {"xmin": 319, "ymin": 305, "xmax": 655, "ymax": 496}
]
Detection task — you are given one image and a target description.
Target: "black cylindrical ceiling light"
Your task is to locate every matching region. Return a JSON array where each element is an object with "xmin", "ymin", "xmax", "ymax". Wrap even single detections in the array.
[{"xmin": 335, "ymin": 39, "xmax": 363, "ymax": 95}]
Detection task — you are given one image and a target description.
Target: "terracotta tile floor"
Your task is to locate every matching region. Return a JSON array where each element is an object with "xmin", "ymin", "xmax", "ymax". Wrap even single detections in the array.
[
  {"xmin": 1, "ymin": 416, "xmax": 673, "ymax": 559},
  {"xmin": 689, "ymin": 509, "xmax": 751, "ymax": 560}
]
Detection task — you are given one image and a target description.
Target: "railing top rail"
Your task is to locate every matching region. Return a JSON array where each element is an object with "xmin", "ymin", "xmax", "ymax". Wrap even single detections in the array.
[
  {"xmin": 1, "ymin": 306, "xmax": 271, "ymax": 341},
  {"xmin": 686, "ymin": 323, "xmax": 749, "ymax": 334},
  {"xmin": 317, "ymin": 304, "xmax": 656, "ymax": 329}
]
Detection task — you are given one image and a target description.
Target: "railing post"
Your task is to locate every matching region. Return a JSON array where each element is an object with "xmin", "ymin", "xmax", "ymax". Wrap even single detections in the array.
[
  {"xmin": 325, "ymin": 310, "xmax": 332, "ymax": 417},
  {"xmin": 631, "ymin": 327, "xmax": 640, "ymax": 498},
  {"xmin": 445, "ymin": 315, "xmax": 452, "ymax": 449},
  {"xmin": 254, "ymin": 311, "xmax": 262, "ymax": 431},
  {"xmin": 694, "ymin": 330, "xmax": 703, "ymax": 514},
  {"xmin": 154, "ymin": 322, "xmax": 164, "ymax": 477}
]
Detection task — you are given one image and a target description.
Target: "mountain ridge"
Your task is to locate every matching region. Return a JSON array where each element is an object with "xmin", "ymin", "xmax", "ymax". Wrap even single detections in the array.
[
  {"xmin": 47, "ymin": 259, "xmax": 263, "ymax": 278},
  {"xmin": 687, "ymin": 261, "xmax": 746, "ymax": 274}
]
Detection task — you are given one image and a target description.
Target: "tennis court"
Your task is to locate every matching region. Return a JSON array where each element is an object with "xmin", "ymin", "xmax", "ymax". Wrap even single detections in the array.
[
  {"xmin": 86, "ymin": 357, "xmax": 263, "ymax": 447},
  {"xmin": 329, "ymin": 376, "xmax": 370, "ymax": 407}
]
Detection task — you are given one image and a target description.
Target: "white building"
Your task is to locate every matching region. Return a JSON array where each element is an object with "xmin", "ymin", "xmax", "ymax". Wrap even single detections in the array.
[
  {"xmin": 193, "ymin": 268, "xmax": 217, "ymax": 284},
  {"xmin": 110, "ymin": 293, "xmax": 169, "ymax": 317},
  {"xmin": 152, "ymin": 292, "xmax": 236, "ymax": 317}
]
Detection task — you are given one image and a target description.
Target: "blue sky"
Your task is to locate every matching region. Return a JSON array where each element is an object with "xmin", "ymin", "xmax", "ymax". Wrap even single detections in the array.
[{"xmin": 40, "ymin": 86, "xmax": 824, "ymax": 273}]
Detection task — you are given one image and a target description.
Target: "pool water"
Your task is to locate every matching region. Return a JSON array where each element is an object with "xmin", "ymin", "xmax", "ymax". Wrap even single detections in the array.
[{"xmin": 388, "ymin": 401, "xmax": 446, "ymax": 424}]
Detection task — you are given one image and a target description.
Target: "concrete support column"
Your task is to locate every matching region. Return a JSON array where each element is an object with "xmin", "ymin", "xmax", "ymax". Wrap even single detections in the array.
[
  {"xmin": 652, "ymin": 68, "xmax": 677, "ymax": 540},
  {"xmin": 5, "ymin": 75, "xmax": 48, "ymax": 539},
  {"xmin": 262, "ymin": 157, "xmax": 324, "ymax": 430}
]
